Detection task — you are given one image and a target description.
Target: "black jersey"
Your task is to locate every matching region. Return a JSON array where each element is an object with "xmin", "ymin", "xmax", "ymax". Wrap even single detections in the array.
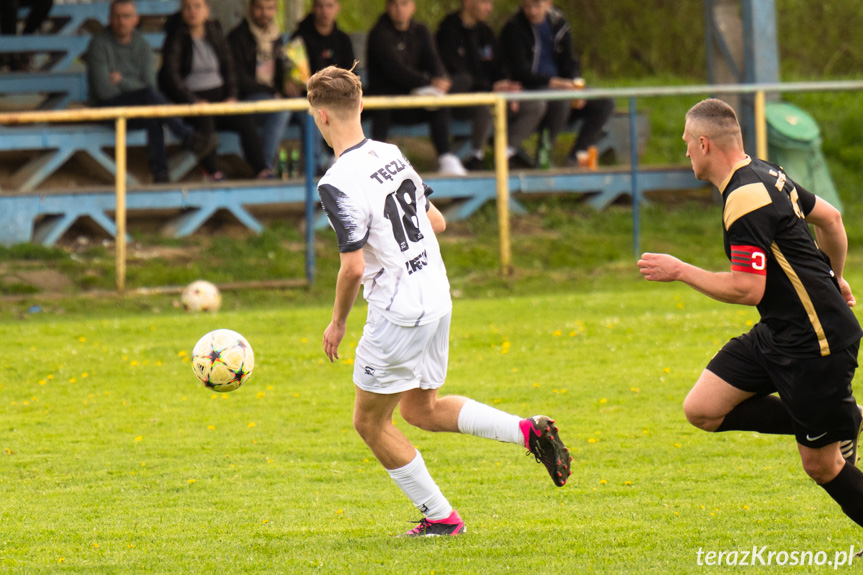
[{"xmin": 721, "ymin": 157, "xmax": 861, "ymax": 358}]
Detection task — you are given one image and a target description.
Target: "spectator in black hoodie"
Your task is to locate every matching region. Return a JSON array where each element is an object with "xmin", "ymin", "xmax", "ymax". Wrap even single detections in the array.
[
  {"xmin": 292, "ymin": 0, "xmax": 355, "ymax": 173},
  {"xmin": 500, "ymin": 0, "xmax": 613, "ymax": 168},
  {"xmin": 436, "ymin": 0, "xmax": 545, "ymax": 170},
  {"xmin": 228, "ymin": 0, "xmax": 292, "ymax": 170},
  {"xmin": 293, "ymin": 0, "xmax": 354, "ymax": 74},
  {"xmin": 160, "ymin": 0, "xmax": 270, "ymax": 181},
  {"xmin": 367, "ymin": 0, "xmax": 467, "ymax": 175}
]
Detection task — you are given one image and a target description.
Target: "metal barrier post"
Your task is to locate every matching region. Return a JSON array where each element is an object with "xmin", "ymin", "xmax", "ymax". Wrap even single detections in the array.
[
  {"xmin": 629, "ymin": 97, "xmax": 641, "ymax": 258},
  {"xmin": 493, "ymin": 96, "xmax": 512, "ymax": 275},
  {"xmin": 754, "ymin": 90, "xmax": 768, "ymax": 160},
  {"xmin": 115, "ymin": 116, "xmax": 127, "ymax": 293},
  {"xmin": 304, "ymin": 110, "xmax": 316, "ymax": 285}
]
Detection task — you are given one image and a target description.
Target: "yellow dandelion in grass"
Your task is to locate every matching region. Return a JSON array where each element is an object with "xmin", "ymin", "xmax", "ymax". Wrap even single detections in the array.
[
  {"xmin": 248, "ymin": 422, "xmax": 256, "ymax": 428},
  {"xmin": 588, "ymin": 438, "xmax": 597, "ymax": 444},
  {"xmin": 625, "ymin": 481, "xmax": 632, "ymax": 486},
  {"xmin": 141, "ymin": 462, "xmax": 146, "ymax": 466},
  {"xmin": 266, "ymin": 385, "xmax": 274, "ymax": 390},
  {"xmin": 267, "ymin": 459, "xmax": 274, "ymax": 463},
  {"xmin": 122, "ymin": 355, "xmax": 128, "ymax": 361},
  {"xmin": 58, "ymin": 558, "xmax": 65, "ymax": 563},
  {"xmin": 47, "ymin": 374, "xmax": 54, "ymax": 380},
  {"xmin": 301, "ymin": 337, "xmax": 308, "ymax": 343},
  {"xmin": 743, "ymin": 505, "xmax": 750, "ymax": 510},
  {"xmin": 177, "ymin": 351, "xmax": 187, "ymax": 357},
  {"xmin": 569, "ymin": 331, "xmax": 577, "ymax": 337},
  {"xmin": 93, "ymin": 543, "xmax": 100, "ymax": 549},
  {"xmin": 533, "ymin": 383, "xmax": 540, "ymax": 388},
  {"xmin": 127, "ymin": 543, "xmax": 135, "ymax": 548},
  {"xmin": 256, "ymin": 392, "xmax": 265, "ymax": 399},
  {"xmin": 156, "ymin": 360, "xmax": 162, "ymax": 366},
  {"xmin": 211, "ymin": 394, "xmax": 219, "ymax": 400},
  {"xmin": 493, "ymin": 398, "xmax": 502, "ymax": 404},
  {"xmin": 676, "ymin": 302, "xmax": 685, "ymax": 309},
  {"xmin": 552, "ymin": 389, "xmax": 559, "ymax": 394},
  {"xmin": 69, "ymin": 378, "xmax": 76, "ymax": 384},
  {"xmin": 81, "ymin": 372, "xmax": 88, "ymax": 378},
  {"xmin": 630, "ymin": 387, "xmax": 640, "ymax": 393},
  {"xmin": 599, "ymin": 398, "xmax": 607, "ymax": 404},
  {"xmin": 38, "ymin": 380, "xmax": 46, "ymax": 386},
  {"xmin": 552, "ymin": 330, "xmax": 562, "ymax": 337},
  {"xmin": 599, "ymin": 479, "xmax": 607, "ymax": 485},
  {"xmin": 663, "ymin": 367, "xmax": 671, "ymax": 373},
  {"xmin": 134, "ymin": 436, "xmax": 143, "ymax": 442},
  {"xmin": 130, "ymin": 361, "xmax": 138, "ymax": 367},
  {"xmin": 262, "ymin": 519, "xmax": 269, "ymax": 524},
  {"xmin": 78, "ymin": 336, "xmax": 86, "ymax": 343},
  {"xmin": 188, "ymin": 479, "xmax": 196, "ymax": 483},
  {"xmin": 642, "ymin": 429, "xmax": 649, "ymax": 435},
  {"xmin": 336, "ymin": 509, "xmax": 343, "ymax": 515},
  {"xmin": 673, "ymin": 442, "xmax": 681, "ymax": 448},
  {"xmin": 208, "ymin": 426, "xmax": 215, "ymax": 431},
  {"xmin": 293, "ymin": 393, "xmax": 300, "ymax": 398},
  {"xmin": 4, "ymin": 448, "xmax": 12, "ymax": 455}
]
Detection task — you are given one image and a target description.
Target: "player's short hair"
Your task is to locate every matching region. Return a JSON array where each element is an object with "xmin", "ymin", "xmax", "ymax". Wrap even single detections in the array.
[
  {"xmin": 110, "ymin": 0, "xmax": 136, "ymax": 13},
  {"xmin": 685, "ymin": 98, "xmax": 742, "ymax": 144},
  {"xmin": 307, "ymin": 63, "xmax": 362, "ymax": 116}
]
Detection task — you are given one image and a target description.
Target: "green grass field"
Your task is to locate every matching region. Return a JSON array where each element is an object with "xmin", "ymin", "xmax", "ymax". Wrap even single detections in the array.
[{"xmin": 3, "ymin": 277, "xmax": 862, "ymax": 573}]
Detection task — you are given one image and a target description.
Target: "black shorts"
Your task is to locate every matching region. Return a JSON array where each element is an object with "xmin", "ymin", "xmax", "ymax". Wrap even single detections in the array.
[{"xmin": 706, "ymin": 324, "xmax": 861, "ymax": 448}]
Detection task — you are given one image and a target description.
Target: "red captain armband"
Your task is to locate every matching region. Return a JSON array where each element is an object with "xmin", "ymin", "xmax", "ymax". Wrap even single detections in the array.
[{"xmin": 730, "ymin": 245, "xmax": 767, "ymax": 275}]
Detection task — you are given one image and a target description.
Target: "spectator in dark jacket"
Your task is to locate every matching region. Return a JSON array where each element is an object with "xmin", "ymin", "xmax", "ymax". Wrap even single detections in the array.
[
  {"xmin": 160, "ymin": 0, "xmax": 269, "ymax": 180},
  {"xmin": 293, "ymin": 0, "xmax": 354, "ymax": 74},
  {"xmin": 87, "ymin": 0, "xmax": 215, "ymax": 183},
  {"xmin": 436, "ymin": 0, "xmax": 544, "ymax": 170},
  {"xmin": 292, "ymin": 0, "xmax": 355, "ymax": 174},
  {"xmin": 227, "ymin": 0, "xmax": 292, "ymax": 169},
  {"xmin": 500, "ymin": 0, "xmax": 613, "ymax": 168},
  {"xmin": 367, "ymin": 0, "xmax": 466, "ymax": 175}
]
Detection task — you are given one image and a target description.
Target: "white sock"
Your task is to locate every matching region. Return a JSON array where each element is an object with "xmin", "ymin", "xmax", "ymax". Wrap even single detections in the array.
[
  {"xmin": 387, "ymin": 450, "xmax": 452, "ymax": 521},
  {"xmin": 457, "ymin": 399, "xmax": 523, "ymax": 445}
]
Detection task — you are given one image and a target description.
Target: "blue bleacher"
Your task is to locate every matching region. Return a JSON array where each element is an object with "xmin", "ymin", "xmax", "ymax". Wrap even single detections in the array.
[{"xmin": 0, "ymin": 1, "xmax": 703, "ymax": 246}]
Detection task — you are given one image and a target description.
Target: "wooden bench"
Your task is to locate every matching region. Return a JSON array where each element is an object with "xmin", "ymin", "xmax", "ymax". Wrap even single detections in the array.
[{"xmin": 7, "ymin": 0, "xmax": 176, "ymax": 71}]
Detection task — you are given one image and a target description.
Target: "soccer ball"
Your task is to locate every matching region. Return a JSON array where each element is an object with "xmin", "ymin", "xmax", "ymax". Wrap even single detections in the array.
[
  {"xmin": 191, "ymin": 329, "xmax": 255, "ymax": 392},
  {"xmin": 182, "ymin": 280, "xmax": 221, "ymax": 312}
]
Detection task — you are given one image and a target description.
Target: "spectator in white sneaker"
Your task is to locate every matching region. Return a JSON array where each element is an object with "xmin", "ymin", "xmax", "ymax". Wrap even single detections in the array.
[{"xmin": 366, "ymin": 0, "xmax": 467, "ymax": 175}]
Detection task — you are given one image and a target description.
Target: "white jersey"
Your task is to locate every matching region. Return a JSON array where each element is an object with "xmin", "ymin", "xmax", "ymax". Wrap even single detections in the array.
[{"xmin": 318, "ymin": 139, "xmax": 452, "ymax": 327}]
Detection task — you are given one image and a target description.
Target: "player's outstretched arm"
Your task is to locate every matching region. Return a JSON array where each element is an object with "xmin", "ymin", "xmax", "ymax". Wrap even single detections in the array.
[
  {"xmin": 427, "ymin": 202, "xmax": 446, "ymax": 234},
  {"xmin": 638, "ymin": 252, "xmax": 765, "ymax": 306},
  {"xmin": 324, "ymin": 249, "xmax": 364, "ymax": 362},
  {"xmin": 806, "ymin": 196, "xmax": 855, "ymax": 307}
]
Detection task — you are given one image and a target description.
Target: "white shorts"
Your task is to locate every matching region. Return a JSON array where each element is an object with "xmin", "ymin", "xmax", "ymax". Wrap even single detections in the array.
[{"xmin": 353, "ymin": 307, "xmax": 450, "ymax": 394}]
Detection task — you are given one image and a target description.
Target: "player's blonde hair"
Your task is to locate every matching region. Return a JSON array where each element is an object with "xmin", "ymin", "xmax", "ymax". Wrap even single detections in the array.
[
  {"xmin": 685, "ymin": 98, "xmax": 742, "ymax": 146},
  {"xmin": 307, "ymin": 63, "xmax": 362, "ymax": 117}
]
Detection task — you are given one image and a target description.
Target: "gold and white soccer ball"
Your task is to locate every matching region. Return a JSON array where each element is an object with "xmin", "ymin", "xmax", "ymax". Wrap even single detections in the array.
[
  {"xmin": 191, "ymin": 329, "xmax": 255, "ymax": 392},
  {"xmin": 181, "ymin": 280, "xmax": 221, "ymax": 312}
]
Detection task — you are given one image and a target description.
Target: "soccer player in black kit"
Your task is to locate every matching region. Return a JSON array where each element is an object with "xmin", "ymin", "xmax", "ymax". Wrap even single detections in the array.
[{"xmin": 638, "ymin": 98, "xmax": 863, "ymax": 528}]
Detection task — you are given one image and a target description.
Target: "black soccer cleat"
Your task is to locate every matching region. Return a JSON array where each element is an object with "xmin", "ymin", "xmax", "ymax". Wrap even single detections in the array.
[
  {"xmin": 521, "ymin": 415, "xmax": 572, "ymax": 487},
  {"xmin": 840, "ymin": 404, "xmax": 863, "ymax": 466},
  {"xmin": 400, "ymin": 510, "xmax": 465, "ymax": 537}
]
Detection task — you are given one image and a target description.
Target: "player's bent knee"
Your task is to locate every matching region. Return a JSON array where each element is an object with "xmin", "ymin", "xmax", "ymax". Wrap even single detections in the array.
[
  {"xmin": 800, "ymin": 455, "xmax": 843, "ymax": 485},
  {"xmin": 683, "ymin": 398, "xmax": 718, "ymax": 431}
]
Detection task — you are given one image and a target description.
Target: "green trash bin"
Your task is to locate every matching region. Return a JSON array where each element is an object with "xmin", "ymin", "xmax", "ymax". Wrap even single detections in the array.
[{"xmin": 765, "ymin": 101, "xmax": 843, "ymax": 212}]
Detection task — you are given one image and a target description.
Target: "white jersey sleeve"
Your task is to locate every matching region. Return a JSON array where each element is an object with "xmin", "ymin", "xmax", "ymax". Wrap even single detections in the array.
[{"xmin": 318, "ymin": 139, "xmax": 452, "ymax": 327}]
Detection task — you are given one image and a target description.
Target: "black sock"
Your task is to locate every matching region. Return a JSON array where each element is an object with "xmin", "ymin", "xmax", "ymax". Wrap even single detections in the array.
[
  {"xmin": 715, "ymin": 395, "xmax": 794, "ymax": 434},
  {"xmin": 820, "ymin": 462, "xmax": 863, "ymax": 527}
]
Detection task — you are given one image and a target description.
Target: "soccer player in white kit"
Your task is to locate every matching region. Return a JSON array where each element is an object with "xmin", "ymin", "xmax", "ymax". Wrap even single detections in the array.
[{"xmin": 309, "ymin": 63, "xmax": 572, "ymax": 537}]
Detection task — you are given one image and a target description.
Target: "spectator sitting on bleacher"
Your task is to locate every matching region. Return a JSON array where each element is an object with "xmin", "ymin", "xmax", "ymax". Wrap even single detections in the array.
[
  {"xmin": 499, "ymin": 0, "xmax": 613, "ymax": 168},
  {"xmin": 292, "ymin": 0, "xmax": 355, "ymax": 174},
  {"xmin": 227, "ymin": 0, "xmax": 291, "ymax": 171},
  {"xmin": 86, "ymin": 0, "xmax": 216, "ymax": 183},
  {"xmin": 436, "ymin": 0, "xmax": 544, "ymax": 170},
  {"xmin": 0, "ymin": 0, "xmax": 54, "ymax": 71},
  {"xmin": 366, "ymin": 0, "xmax": 467, "ymax": 176},
  {"xmin": 159, "ymin": 0, "xmax": 271, "ymax": 181}
]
